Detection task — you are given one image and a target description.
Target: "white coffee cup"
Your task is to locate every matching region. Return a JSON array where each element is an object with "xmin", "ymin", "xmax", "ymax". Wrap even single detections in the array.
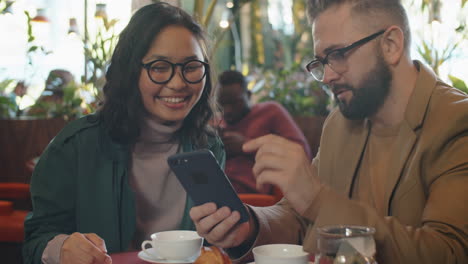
[
  {"xmin": 253, "ymin": 244, "xmax": 309, "ymax": 264},
  {"xmin": 141, "ymin": 230, "xmax": 203, "ymax": 261}
]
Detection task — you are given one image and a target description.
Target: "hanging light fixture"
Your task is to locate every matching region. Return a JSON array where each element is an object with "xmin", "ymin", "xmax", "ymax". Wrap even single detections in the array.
[
  {"xmin": 94, "ymin": 3, "xmax": 107, "ymax": 19},
  {"xmin": 429, "ymin": 0, "xmax": 442, "ymax": 23},
  {"xmin": 68, "ymin": 18, "xmax": 80, "ymax": 35},
  {"xmin": 31, "ymin": 8, "xmax": 49, "ymax": 23}
]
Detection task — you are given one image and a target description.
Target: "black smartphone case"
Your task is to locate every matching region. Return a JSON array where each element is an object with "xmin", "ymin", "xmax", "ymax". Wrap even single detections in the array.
[{"xmin": 167, "ymin": 149, "xmax": 249, "ymax": 223}]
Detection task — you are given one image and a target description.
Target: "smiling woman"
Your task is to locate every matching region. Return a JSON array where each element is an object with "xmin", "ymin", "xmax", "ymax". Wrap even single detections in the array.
[
  {"xmin": 138, "ymin": 25, "xmax": 208, "ymax": 124},
  {"xmin": 22, "ymin": 2, "xmax": 225, "ymax": 264}
]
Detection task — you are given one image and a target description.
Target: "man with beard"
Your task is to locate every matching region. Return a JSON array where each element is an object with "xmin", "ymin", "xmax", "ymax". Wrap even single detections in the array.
[{"xmin": 189, "ymin": 0, "xmax": 468, "ymax": 263}]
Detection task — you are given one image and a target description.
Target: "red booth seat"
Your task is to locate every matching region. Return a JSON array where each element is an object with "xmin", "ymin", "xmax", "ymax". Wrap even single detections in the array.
[
  {"xmin": 0, "ymin": 183, "xmax": 30, "ymax": 200},
  {"xmin": 239, "ymin": 193, "xmax": 278, "ymax": 207},
  {"xmin": 0, "ymin": 209, "xmax": 28, "ymax": 242},
  {"xmin": 0, "ymin": 200, "xmax": 14, "ymax": 215},
  {"xmin": 0, "ymin": 183, "xmax": 31, "ymax": 242},
  {"xmin": 239, "ymin": 186, "xmax": 283, "ymax": 207}
]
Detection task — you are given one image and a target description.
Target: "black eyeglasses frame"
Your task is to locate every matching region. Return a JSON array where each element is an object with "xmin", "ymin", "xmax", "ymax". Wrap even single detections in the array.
[
  {"xmin": 305, "ymin": 29, "xmax": 386, "ymax": 81},
  {"xmin": 141, "ymin": 59, "xmax": 210, "ymax": 85}
]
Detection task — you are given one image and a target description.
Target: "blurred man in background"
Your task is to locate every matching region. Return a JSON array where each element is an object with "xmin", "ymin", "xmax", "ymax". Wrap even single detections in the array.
[{"xmin": 218, "ymin": 70, "xmax": 311, "ymax": 194}]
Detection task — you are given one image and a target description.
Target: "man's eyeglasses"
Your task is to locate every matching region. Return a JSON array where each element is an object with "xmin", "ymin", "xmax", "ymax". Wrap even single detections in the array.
[
  {"xmin": 305, "ymin": 29, "xmax": 386, "ymax": 82},
  {"xmin": 141, "ymin": 59, "xmax": 209, "ymax": 84}
]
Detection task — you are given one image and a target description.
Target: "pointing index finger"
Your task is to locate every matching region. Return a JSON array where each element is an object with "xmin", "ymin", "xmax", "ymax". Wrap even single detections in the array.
[
  {"xmin": 242, "ymin": 134, "xmax": 271, "ymax": 152},
  {"xmin": 243, "ymin": 134, "xmax": 290, "ymax": 153}
]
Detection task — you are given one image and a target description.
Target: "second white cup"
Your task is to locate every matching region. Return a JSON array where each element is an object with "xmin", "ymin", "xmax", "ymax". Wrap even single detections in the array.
[{"xmin": 253, "ymin": 244, "xmax": 309, "ymax": 264}]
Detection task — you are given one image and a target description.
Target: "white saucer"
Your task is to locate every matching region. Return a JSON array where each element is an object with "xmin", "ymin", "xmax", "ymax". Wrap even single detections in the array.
[
  {"xmin": 138, "ymin": 248, "xmax": 198, "ymax": 264},
  {"xmin": 247, "ymin": 261, "xmax": 314, "ymax": 264}
]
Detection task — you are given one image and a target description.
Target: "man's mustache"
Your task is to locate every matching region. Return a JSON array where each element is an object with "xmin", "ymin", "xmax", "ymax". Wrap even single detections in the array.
[{"xmin": 331, "ymin": 84, "xmax": 355, "ymax": 95}]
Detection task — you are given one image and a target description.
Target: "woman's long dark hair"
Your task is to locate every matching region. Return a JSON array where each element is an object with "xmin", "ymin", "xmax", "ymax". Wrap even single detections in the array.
[{"xmin": 98, "ymin": 2, "xmax": 218, "ymax": 147}]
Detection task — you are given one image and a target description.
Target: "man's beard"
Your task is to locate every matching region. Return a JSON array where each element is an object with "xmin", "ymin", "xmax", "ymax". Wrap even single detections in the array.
[{"xmin": 333, "ymin": 55, "xmax": 392, "ymax": 120}]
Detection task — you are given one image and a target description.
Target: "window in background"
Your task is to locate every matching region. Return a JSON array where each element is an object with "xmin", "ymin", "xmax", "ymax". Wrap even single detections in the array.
[
  {"xmin": 262, "ymin": 0, "xmax": 467, "ymax": 89},
  {"xmin": 267, "ymin": 0, "xmax": 294, "ymax": 35},
  {"xmin": 404, "ymin": 0, "xmax": 468, "ymax": 84},
  {"xmin": 0, "ymin": 0, "xmax": 131, "ymax": 109}
]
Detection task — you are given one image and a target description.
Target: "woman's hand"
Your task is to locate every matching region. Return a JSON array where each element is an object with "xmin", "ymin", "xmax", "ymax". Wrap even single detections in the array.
[
  {"xmin": 190, "ymin": 203, "xmax": 254, "ymax": 249},
  {"xmin": 60, "ymin": 232, "xmax": 112, "ymax": 264}
]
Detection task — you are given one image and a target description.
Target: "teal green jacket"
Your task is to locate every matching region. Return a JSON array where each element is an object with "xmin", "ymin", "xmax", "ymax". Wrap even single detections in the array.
[{"xmin": 22, "ymin": 115, "xmax": 225, "ymax": 264}]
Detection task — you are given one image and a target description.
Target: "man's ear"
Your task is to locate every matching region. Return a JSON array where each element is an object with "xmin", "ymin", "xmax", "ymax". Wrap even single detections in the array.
[{"xmin": 380, "ymin": 25, "xmax": 405, "ymax": 65}]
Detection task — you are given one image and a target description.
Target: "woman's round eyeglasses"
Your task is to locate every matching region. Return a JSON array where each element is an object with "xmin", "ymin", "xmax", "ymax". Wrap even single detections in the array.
[{"xmin": 141, "ymin": 59, "xmax": 209, "ymax": 84}]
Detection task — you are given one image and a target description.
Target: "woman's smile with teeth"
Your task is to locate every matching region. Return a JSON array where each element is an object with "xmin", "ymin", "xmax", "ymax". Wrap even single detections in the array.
[{"xmin": 158, "ymin": 96, "xmax": 187, "ymax": 103}]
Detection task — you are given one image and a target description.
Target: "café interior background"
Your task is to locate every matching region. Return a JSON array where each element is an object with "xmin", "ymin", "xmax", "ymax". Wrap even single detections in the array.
[{"xmin": 0, "ymin": 0, "xmax": 467, "ymax": 111}]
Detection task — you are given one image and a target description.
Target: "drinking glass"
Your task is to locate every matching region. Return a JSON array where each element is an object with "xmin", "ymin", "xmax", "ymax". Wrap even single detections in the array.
[{"xmin": 315, "ymin": 225, "xmax": 377, "ymax": 264}]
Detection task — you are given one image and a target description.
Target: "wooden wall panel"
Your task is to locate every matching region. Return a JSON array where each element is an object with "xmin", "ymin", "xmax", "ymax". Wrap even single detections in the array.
[{"xmin": 0, "ymin": 118, "xmax": 67, "ymax": 183}]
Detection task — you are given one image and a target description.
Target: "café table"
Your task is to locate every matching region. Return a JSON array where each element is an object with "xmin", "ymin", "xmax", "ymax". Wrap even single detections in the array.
[
  {"xmin": 109, "ymin": 250, "xmax": 254, "ymax": 264},
  {"xmin": 110, "ymin": 251, "xmax": 147, "ymax": 264},
  {"xmin": 110, "ymin": 250, "xmax": 314, "ymax": 264}
]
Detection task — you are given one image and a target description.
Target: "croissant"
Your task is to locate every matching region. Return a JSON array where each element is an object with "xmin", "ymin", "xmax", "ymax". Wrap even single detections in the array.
[{"xmin": 194, "ymin": 246, "xmax": 232, "ymax": 264}]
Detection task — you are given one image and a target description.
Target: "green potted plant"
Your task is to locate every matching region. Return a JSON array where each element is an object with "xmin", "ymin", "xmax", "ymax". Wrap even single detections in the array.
[
  {"xmin": 415, "ymin": 0, "xmax": 468, "ymax": 93},
  {"xmin": 26, "ymin": 80, "xmax": 86, "ymax": 120},
  {"xmin": 252, "ymin": 63, "xmax": 331, "ymax": 156},
  {"xmin": 0, "ymin": 79, "xmax": 18, "ymax": 119},
  {"xmin": 254, "ymin": 63, "xmax": 330, "ymax": 116},
  {"xmin": 449, "ymin": 75, "xmax": 468, "ymax": 94},
  {"xmin": 83, "ymin": 16, "xmax": 119, "ymax": 99}
]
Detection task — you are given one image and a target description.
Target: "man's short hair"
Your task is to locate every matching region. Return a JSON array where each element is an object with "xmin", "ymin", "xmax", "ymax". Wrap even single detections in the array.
[
  {"xmin": 218, "ymin": 70, "xmax": 247, "ymax": 92},
  {"xmin": 307, "ymin": 0, "xmax": 411, "ymax": 51}
]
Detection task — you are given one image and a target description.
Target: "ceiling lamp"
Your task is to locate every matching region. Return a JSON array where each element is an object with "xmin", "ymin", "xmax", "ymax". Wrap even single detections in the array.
[
  {"xmin": 68, "ymin": 18, "xmax": 79, "ymax": 35},
  {"xmin": 95, "ymin": 3, "xmax": 107, "ymax": 19},
  {"xmin": 31, "ymin": 8, "xmax": 49, "ymax": 23}
]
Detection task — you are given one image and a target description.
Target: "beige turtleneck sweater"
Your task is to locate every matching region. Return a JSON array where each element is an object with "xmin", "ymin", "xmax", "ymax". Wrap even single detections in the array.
[{"xmin": 129, "ymin": 116, "xmax": 187, "ymax": 249}]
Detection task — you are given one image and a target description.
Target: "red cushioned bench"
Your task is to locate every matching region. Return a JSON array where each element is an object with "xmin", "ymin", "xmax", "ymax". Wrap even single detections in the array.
[{"xmin": 0, "ymin": 183, "xmax": 31, "ymax": 242}]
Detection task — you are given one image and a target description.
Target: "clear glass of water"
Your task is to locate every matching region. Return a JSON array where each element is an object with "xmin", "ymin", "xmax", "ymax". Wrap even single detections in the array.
[{"xmin": 315, "ymin": 225, "xmax": 377, "ymax": 264}]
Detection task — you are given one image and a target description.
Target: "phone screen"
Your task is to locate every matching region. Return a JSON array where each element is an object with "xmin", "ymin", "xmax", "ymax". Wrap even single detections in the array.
[{"xmin": 168, "ymin": 149, "xmax": 249, "ymax": 223}]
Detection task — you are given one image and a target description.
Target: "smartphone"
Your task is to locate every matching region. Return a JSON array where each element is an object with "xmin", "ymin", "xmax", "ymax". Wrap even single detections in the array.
[{"xmin": 167, "ymin": 149, "xmax": 249, "ymax": 223}]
